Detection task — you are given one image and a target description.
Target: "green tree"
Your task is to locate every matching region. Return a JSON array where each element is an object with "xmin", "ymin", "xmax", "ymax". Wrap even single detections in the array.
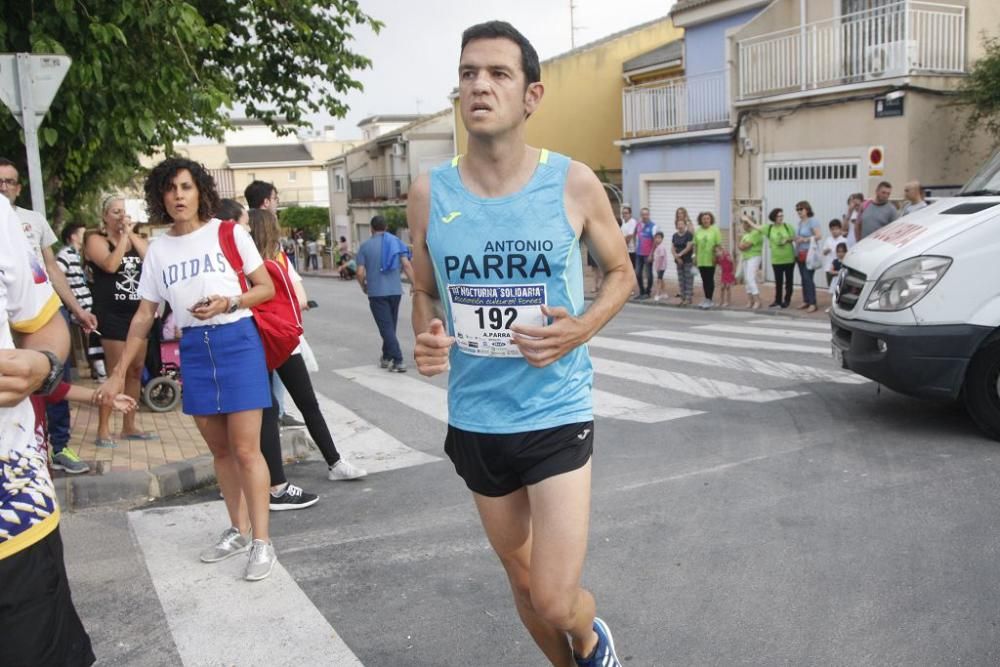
[
  {"xmin": 0, "ymin": 1, "xmax": 380, "ymax": 221},
  {"xmin": 959, "ymin": 33, "xmax": 1000, "ymax": 145},
  {"xmin": 278, "ymin": 206, "xmax": 330, "ymax": 238},
  {"xmin": 381, "ymin": 206, "xmax": 407, "ymax": 234}
]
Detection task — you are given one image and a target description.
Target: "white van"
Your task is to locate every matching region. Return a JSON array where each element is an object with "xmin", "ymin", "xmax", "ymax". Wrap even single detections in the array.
[{"xmin": 831, "ymin": 152, "xmax": 1000, "ymax": 440}]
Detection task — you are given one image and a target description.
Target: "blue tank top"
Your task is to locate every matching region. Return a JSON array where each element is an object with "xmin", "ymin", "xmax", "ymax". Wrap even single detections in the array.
[{"xmin": 427, "ymin": 149, "xmax": 593, "ymax": 434}]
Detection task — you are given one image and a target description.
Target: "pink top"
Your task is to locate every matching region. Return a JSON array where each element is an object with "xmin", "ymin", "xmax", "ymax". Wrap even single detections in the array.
[
  {"xmin": 718, "ymin": 251, "xmax": 735, "ymax": 284},
  {"xmin": 652, "ymin": 244, "xmax": 670, "ymax": 272}
]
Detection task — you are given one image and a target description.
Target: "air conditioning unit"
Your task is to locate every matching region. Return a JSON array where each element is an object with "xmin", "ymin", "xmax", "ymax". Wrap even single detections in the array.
[{"xmin": 864, "ymin": 40, "xmax": 917, "ymax": 80}]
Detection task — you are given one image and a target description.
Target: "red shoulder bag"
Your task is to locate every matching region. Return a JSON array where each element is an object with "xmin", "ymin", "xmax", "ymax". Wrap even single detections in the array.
[{"xmin": 218, "ymin": 221, "xmax": 302, "ymax": 370}]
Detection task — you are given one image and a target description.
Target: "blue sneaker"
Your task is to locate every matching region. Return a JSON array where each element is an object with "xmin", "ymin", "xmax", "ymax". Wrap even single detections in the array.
[{"xmin": 574, "ymin": 617, "xmax": 621, "ymax": 667}]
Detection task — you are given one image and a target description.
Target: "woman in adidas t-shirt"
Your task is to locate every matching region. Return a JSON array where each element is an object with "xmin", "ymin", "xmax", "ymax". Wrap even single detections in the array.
[{"xmin": 100, "ymin": 158, "xmax": 280, "ymax": 581}]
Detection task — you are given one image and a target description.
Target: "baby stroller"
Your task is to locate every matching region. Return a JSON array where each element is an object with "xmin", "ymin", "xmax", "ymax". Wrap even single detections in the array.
[{"xmin": 141, "ymin": 309, "xmax": 183, "ymax": 412}]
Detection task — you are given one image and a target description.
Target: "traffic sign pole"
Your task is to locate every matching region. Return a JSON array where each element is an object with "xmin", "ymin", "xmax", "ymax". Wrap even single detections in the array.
[{"xmin": 16, "ymin": 54, "xmax": 46, "ymax": 215}]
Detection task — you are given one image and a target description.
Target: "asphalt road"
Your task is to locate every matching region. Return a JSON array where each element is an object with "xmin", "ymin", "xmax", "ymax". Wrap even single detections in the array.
[{"xmin": 61, "ymin": 277, "xmax": 1000, "ymax": 666}]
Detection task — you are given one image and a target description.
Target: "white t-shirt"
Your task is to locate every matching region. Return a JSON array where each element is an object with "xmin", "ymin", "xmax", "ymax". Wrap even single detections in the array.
[
  {"xmin": 621, "ymin": 218, "xmax": 638, "ymax": 253},
  {"xmin": 14, "ymin": 206, "xmax": 56, "ymax": 261},
  {"xmin": 137, "ymin": 219, "xmax": 264, "ymax": 330},
  {"xmin": 0, "ymin": 197, "xmax": 63, "ymax": 557},
  {"xmin": 821, "ymin": 234, "xmax": 847, "ymax": 273},
  {"xmin": 845, "ymin": 211, "xmax": 858, "ymax": 248}
]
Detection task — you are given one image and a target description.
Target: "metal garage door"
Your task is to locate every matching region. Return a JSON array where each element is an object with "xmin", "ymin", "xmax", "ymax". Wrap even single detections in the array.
[
  {"xmin": 646, "ymin": 179, "xmax": 717, "ymax": 283},
  {"xmin": 762, "ymin": 160, "xmax": 861, "ymax": 280}
]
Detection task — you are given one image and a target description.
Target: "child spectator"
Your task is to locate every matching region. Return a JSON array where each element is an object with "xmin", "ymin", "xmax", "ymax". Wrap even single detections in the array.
[
  {"xmin": 822, "ymin": 219, "xmax": 846, "ymax": 286},
  {"xmin": 671, "ymin": 220, "xmax": 694, "ymax": 305},
  {"xmin": 827, "ymin": 241, "xmax": 850, "ymax": 312},
  {"xmin": 651, "ymin": 232, "xmax": 669, "ymax": 301},
  {"xmin": 715, "ymin": 245, "xmax": 735, "ymax": 308}
]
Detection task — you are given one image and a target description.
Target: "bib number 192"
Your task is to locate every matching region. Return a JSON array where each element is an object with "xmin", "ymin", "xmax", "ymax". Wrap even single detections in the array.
[{"xmin": 474, "ymin": 306, "xmax": 517, "ymax": 330}]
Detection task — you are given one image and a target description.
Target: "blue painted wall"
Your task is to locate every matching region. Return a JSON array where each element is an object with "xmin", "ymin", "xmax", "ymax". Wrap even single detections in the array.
[
  {"xmin": 684, "ymin": 8, "xmax": 764, "ymax": 76},
  {"xmin": 622, "ymin": 139, "xmax": 734, "ymax": 229}
]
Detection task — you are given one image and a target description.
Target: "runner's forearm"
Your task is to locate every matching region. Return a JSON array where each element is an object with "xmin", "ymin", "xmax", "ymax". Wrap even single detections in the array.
[{"xmin": 578, "ymin": 264, "xmax": 631, "ymax": 342}]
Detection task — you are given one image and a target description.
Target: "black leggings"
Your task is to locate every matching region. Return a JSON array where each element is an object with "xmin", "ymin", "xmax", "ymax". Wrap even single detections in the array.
[
  {"xmin": 772, "ymin": 263, "xmax": 795, "ymax": 306},
  {"xmin": 260, "ymin": 353, "xmax": 341, "ymax": 486},
  {"xmin": 699, "ymin": 266, "xmax": 716, "ymax": 301}
]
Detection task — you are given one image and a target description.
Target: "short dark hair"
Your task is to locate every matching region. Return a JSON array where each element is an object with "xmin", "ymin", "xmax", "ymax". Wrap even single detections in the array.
[
  {"xmin": 836, "ymin": 242, "xmax": 848, "ymax": 253},
  {"xmin": 697, "ymin": 211, "xmax": 715, "ymax": 226},
  {"xmin": 877, "ymin": 181, "xmax": 892, "ymax": 190},
  {"xmin": 144, "ymin": 157, "xmax": 220, "ymax": 225},
  {"xmin": 370, "ymin": 215, "xmax": 387, "ymax": 232},
  {"xmin": 461, "ymin": 21, "xmax": 541, "ymax": 86},
  {"xmin": 216, "ymin": 198, "xmax": 245, "ymax": 222},
  {"xmin": 654, "ymin": 231, "xmax": 664, "ymax": 239},
  {"xmin": 829, "ymin": 219, "xmax": 842, "ymax": 229},
  {"xmin": 60, "ymin": 222, "xmax": 85, "ymax": 245},
  {"xmin": 0, "ymin": 157, "xmax": 16, "ymax": 173},
  {"xmin": 768, "ymin": 208, "xmax": 783, "ymax": 222},
  {"xmin": 245, "ymin": 180, "xmax": 276, "ymax": 209}
]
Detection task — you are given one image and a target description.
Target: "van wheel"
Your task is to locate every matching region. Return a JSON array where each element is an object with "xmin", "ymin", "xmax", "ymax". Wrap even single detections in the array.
[{"xmin": 963, "ymin": 338, "xmax": 1000, "ymax": 441}]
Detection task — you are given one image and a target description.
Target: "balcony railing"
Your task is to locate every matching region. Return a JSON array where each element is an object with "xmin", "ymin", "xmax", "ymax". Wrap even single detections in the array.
[
  {"xmin": 737, "ymin": 1, "xmax": 966, "ymax": 101},
  {"xmin": 622, "ymin": 69, "xmax": 730, "ymax": 138},
  {"xmin": 349, "ymin": 174, "xmax": 410, "ymax": 201}
]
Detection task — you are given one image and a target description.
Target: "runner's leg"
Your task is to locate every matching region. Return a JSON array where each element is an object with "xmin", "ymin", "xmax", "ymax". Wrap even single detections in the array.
[{"xmin": 474, "ymin": 489, "xmax": 576, "ymax": 667}]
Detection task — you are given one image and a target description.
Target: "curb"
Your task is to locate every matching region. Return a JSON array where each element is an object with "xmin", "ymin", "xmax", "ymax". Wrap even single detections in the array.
[{"xmin": 56, "ymin": 429, "xmax": 318, "ymax": 511}]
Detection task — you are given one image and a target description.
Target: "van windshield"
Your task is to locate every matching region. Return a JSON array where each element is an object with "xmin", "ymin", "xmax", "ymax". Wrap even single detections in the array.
[{"xmin": 960, "ymin": 150, "xmax": 1000, "ymax": 196}]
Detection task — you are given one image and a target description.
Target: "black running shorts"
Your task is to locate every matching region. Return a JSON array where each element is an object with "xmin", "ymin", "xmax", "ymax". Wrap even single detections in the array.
[
  {"xmin": 0, "ymin": 527, "xmax": 96, "ymax": 667},
  {"xmin": 445, "ymin": 421, "xmax": 594, "ymax": 497}
]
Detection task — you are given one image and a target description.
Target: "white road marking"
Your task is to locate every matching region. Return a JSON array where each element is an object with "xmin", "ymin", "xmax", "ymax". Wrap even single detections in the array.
[
  {"xmin": 747, "ymin": 318, "xmax": 832, "ymax": 331},
  {"xmin": 129, "ymin": 502, "xmax": 364, "ymax": 667},
  {"xmin": 631, "ymin": 329, "xmax": 830, "ymax": 355},
  {"xmin": 693, "ymin": 323, "xmax": 832, "ymax": 342},
  {"xmin": 588, "ymin": 336, "xmax": 866, "ymax": 384},
  {"xmin": 592, "ymin": 357, "xmax": 806, "ymax": 403},
  {"xmin": 336, "ymin": 365, "xmax": 702, "ymax": 424},
  {"xmin": 312, "ymin": 391, "xmax": 441, "ymax": 472}
]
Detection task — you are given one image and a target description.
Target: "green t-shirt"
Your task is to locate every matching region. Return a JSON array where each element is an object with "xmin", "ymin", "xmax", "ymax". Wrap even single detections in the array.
[
  {"xmin": 764, "ymin": 223, "xmax": 796, "ymax": 265},
  {"xmin": 739, "ymin": 230, "xmax": 763, "ymax": 259},
  {"xmin": 693, "ymin": 225, "xmax": 722, "ymax": 268}
]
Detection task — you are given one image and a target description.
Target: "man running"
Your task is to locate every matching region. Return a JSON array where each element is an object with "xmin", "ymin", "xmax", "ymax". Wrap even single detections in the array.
[{"xmin": 409, "ymin": 21, "xmax": 632, "ymax": 667}]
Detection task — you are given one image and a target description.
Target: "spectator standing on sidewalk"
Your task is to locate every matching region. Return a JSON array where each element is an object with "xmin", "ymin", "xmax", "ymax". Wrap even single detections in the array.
[
  {"xmin": 793, "ymin": 200, "xmax": 822, "ymax": 313},
  {"xmin": 737, "ymin": 216, "xmax": 763, "ymax": 310},
  {"xmin": 85, "ymin": 195, "xmax": 154, "ymax": 448},
  {"xmin": 103, "ymin": 157, "xmax": 279, "ymax": 581},
  {"xmin": 355, "ymin": 215, "xmax": 414, "ymax": 373},
  {"xmin": 715, "ymin": 245, "xmax": 735, "ymax": 308},
  {"xmin": 651, "ymin": 231, "xmax": 669, "ymax": 301},
  {"xmin": 634, "ymin": 207, "xmax": 657, "ymax": 299},
  {"xmin": 0, "ymin": 195, "xmax": 96, "ymax": 667},
  {"xmin": 693, "ymin": 211, "xmax": 721, "ymax": 309},
  {"xmin": 821, "ymin": 220, "xmax": 847, "ymax": 286},
  {"xmin": 56, "ymin": 222, "xmax": 105, "ymax": 380},
  {"xmin": 306, "ymin": 237, "xmax": 319, "ymax": 271},
  {"xmin": 901, "ymin": 180, "xmax": 928, "ymax": 217},
  {"xmin": 843, "ymin": 192, "xmax": 864, "ymax": 247},
  {"xmin": 858, "ymin": 181, "xmax": 898, "ymax": 239},
  {"xmin": 671, "ymin": 218, "xmax": 694, "ymax": 305},
  {"xmin": 619, "ymin": 205, "xmax": 638, "ymax": 290},
  {"xmin": 764, "ymin": 208, "xmax": 796, "ymax": 309},
  {"xmin": 249, "ymin": 209, "xmax": 366, "ymax": 488}
]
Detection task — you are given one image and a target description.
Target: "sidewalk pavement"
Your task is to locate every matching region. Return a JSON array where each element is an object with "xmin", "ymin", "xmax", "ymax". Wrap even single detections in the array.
[
  {"xmin": 57, "ymin": 266, "xmax": 833, "ymax": 509},
  {"xmin": 52, "ymin": 378, "xmax": 313, "ymax": 510}
]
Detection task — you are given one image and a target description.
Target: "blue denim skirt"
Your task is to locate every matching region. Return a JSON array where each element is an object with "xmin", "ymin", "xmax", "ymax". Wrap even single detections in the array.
[{"xmin": 179, "ymin": 316, "xmax": 271, "ymax": 415}]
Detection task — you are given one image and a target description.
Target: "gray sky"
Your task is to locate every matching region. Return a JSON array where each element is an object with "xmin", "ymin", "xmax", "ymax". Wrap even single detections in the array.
[{"xmin": 321, "ymin": 0, "xmax": 674, "ymax": 139}]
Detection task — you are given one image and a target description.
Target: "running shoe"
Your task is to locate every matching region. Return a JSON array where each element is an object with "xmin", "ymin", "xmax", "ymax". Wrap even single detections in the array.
[
  {"xmin": 279, "ymin": 414, "xmax": 305, "ymax": 428},
  {"xmin": 269, "ymin": 484, "xmax": 319, "ymax": 511},
  {"xmin": 379, "ymin": 357, "xmax": 391, "ymax": 369},
  {"xmin": 328, "ymin": 459, "xmax": 367, "ymax": 481},
  {"xmin": 244, "ymin": 540, "xmax": 277, "ymax": 581},
  {"xmin": 51, "ymin": 448, "xmax": 90, "ymax": 474},
  {"xmin": 574, "ymin": 617, "xmax": 621, "ymax": 667},
  {"xmin": 388, "ymin": 360, "xmax": 407, "ymax": 373},
  {"xmin": 199, "ymin": 527, "xmax": 250, "ymax": 563}
]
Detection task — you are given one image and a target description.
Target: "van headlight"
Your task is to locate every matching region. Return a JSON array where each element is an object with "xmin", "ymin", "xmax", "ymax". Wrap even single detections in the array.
[{"xmin": 865, "ymin": 256, "xmax": 952, "ymax": 312}]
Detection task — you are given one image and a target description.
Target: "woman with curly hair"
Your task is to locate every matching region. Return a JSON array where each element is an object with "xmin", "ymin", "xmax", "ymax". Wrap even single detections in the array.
[{"xmin": 101, "ymin": 158, "xmax": 279, "ymax": 581}]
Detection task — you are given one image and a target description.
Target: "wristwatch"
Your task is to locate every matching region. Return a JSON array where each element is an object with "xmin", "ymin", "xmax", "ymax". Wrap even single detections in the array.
[
  {"xmin": 226, "ymin": 295, "xmax": 241, "ymax": 314},
  {"xmin": 33, "ymin": 350, "xmax": 64, "ymax": 396}
]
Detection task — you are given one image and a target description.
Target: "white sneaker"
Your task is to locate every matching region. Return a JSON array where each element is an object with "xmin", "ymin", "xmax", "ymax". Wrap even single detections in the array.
[
  {"xmin": 244, "ymin": 539, "xmax": 277, "ymax": 581},
  {"xmin": 328, "ymin": 459, "xmax": 367, "ymax": 481}
]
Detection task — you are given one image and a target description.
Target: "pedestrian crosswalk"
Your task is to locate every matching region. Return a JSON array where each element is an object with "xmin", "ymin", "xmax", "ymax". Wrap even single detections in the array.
[{"xmin": 329, "ymin": 314, "xmax": 865, "ymax": 426}]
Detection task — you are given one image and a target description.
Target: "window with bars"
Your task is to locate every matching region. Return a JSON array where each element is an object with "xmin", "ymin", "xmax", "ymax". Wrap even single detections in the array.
[{"xmin": 767, "ymin": 163, "xmax": 859, "ymax": 181}]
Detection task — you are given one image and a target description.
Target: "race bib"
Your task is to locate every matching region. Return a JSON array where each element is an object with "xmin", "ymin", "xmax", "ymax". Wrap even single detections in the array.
[{"xmin": 447, "ymin": 283, "xmax": 547, "ymax": 357}]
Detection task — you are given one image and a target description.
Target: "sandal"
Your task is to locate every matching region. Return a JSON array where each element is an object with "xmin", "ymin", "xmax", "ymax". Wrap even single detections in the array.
[
  {"xmin": 95, "ymin": 437, "xmax": 117, "ymax": 449},
  {"xmin": 805, "ymin": 305, "xmax": 818, "ymax": 313},
  {"xmin": 121, "ymin": 431, "xmax": 159, "ymax": 441}
]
